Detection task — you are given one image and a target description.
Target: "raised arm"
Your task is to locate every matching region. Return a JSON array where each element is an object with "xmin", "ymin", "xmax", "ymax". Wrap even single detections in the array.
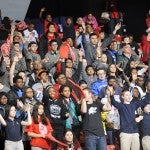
[
  {"xmin": 9, "ymin": 56, "xmax": 19, "ymax": 86},
  {"xmin": 39, "ymin": 7, "xmax": 45, "ymax": 19},
  {"xmin": 102, "ymin": 87, "xmax": 112, "ymax": 111},
  {"xmin": 21, "ymin": 105, "xmax": 32, "ymax": 126},
  {"xmin": 101, "ymin": 23, "xmax": 121, "ymax": 50},
  {"xmin": 10, "ymin": 25, "xmax": 16, "ymax": 44},
  {"xmin": 108, "ymin": 85, "xmax": 122, "ymax": 109},
  {"xmin": 72, "ymin": 50, "xmax": 83, "ymax": 82},
  {"xmin": 81, "ymin": 98, "xmax": 87, "ymax": 114},
  {"xmin": 0, "ymin": 114, "xmax": 6, "ymax": 126}
]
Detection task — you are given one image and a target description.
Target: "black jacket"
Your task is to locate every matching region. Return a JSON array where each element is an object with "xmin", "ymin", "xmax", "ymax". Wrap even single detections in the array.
[{"xmin": 44, "ymin": 95, "xmax": 68, "ymax": 128}]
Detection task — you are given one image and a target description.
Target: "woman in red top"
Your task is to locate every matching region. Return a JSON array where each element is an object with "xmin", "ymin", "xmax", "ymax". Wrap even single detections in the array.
[
  {"xmin": 25, "ymin": 102, "xmax": 53, "ymax": 150},
  {"xmin": 39, "ymin": 7, "xmax": 59, "ymax": 33}
]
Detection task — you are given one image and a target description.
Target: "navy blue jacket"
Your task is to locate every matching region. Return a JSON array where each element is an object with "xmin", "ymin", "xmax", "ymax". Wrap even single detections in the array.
[{"xmin": 111, "ymin": 95, "xmax": 148, "ymax": 133}]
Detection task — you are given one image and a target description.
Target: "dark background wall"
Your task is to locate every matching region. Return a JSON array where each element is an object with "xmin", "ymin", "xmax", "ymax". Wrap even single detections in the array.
[{"xmin": 26, "ymin": 0, "xmax": 150, "ymax": 42}]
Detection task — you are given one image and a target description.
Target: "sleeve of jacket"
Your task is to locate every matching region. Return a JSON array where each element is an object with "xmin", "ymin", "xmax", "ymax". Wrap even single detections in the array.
[
  {"xmin": 61, "ymin": 101, "xmax": 69, "ymax": 119},
  {"xmin": 38, "ymin": 35, "xmax": 48, "ymax": 59},
  {"xmin": 74, "ymin": 100, "xmax": 81, "ymax": 116},
  {"xmin": 82, "ymin": 33, "xmax": 92, "ymax": 65},
  {"xmin": 22, "ymin": 47, "xmax": 32, "ymax": 60},
  {"xmin": 72, "ymin": 61, "xmax": 82, "ymax": 83},
  {"xmin": 55, "ymin": 33, "xmax": 62, "ymax": 48},
  {"xmin": 8, "ymin": 90, "xmax": 18, "ymax": 107},
  {"xmin": 91, "ymin": 82, "xmax": 99, "ymax": 96},
  {"xmin": 101, "ymin": 34, "xmax": 115, "ymax": 50},
  {"xmin": 61, "ymin": 61, "xmax": 66, "ymax": 75},
  {"xmin": 110, "ymin": 95, "xmax": 122, "ymax": 110}
]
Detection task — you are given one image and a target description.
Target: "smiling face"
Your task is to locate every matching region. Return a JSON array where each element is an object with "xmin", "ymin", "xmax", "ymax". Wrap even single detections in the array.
[
  {"xmin": 25, "ymin": 87, "xmax": 34, "ymax": 99},
  {"xmin": 65, "ymin": 130, "xmax": 73, "ymax": 144},
  {"xmin": 86, "ymin": 66, "xmax": 95, "ymax": 76},
  {"xmin": 109, "ymin": 64, "xmax": 116, "ymax": 73},
  {"xmin": 9, "ymin": 106, "xmax": 16, "ymax": 118},
  {"xmin": 122, "ymin": 91, "xmax": 132, "ymax": 103},
  {"xmin": 123, "ymin": 37, "xmax": 130, "ymax": 44},
  {"xmin": 144, "ymin": 104, "xmax": 150, "ymax": 113},
  {"xmin": 108, "ymin": 78, "xmax": 116, "ymax": 87},
  {"xmin": 110, "ymin": 41, "xmax": 118, "ymax": 50},
  {"xmin": 97, "ymin": 69, "xmax": 106, "ymax": 80},
  {"xmin": 65, "ymin": 59, "xmax": 73, "ymax": 68}
]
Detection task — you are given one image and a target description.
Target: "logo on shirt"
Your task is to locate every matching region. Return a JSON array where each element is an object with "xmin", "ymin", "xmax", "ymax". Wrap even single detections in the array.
[
  {"xmin": 88, "ymin": 107, "xmax": 97, "ymax": 115},
  {"xmin": 50, "ymin": 105, "xmax": 61, "ymax": 118},
  {"xmin": 39, "ymin": 123, "xmax": 48, "ymax": 135}
]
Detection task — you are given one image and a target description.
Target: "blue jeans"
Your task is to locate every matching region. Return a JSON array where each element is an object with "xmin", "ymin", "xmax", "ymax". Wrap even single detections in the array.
[
  {"xmin": 85, "ymin": 135, "xmax": 107, "ymax": 150},
  {"xmin": 107, "ymin": 131, "xmax": 114, "ymax": 144}
]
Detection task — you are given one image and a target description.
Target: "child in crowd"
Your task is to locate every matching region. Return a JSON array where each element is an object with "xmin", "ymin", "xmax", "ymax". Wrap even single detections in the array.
[{"xmin": 0, "ymin": 113, "xmax": 6, "ymax": 127}]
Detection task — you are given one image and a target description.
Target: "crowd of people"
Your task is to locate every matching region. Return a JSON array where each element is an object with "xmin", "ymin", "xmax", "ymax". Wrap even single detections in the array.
[{"xmin": 0, "ymin": 1, "xmax": 150, "ymax": 150}]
